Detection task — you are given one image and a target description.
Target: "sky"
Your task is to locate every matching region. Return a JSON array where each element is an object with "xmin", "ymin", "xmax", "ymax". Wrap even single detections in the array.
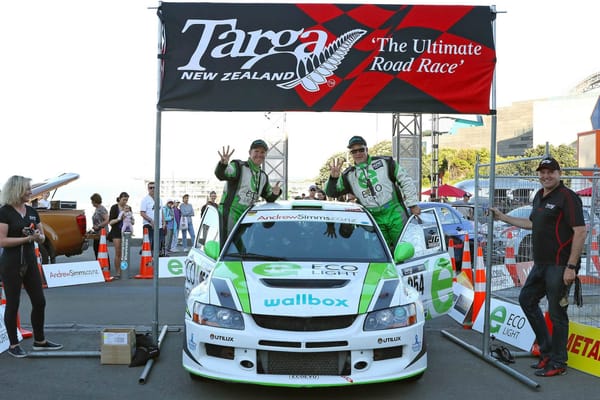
[{"xmin": 1, "ymin": 0, "xmax": 599, "ymax": 226}]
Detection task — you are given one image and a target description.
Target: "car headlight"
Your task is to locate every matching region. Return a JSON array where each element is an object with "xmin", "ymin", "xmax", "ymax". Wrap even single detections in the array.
[
  {"xmin": 364, "ymin": 304, "xmax": 417, "ymax": 331},
  {"xmin": 192, "ymin": 302, "xmax": 244, "ymax": 330}
]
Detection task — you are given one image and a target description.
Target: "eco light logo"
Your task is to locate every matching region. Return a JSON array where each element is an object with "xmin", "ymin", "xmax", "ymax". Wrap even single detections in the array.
[{"xmin": 253, "ymin": 262, "xmax": 301, "ymax": 277}]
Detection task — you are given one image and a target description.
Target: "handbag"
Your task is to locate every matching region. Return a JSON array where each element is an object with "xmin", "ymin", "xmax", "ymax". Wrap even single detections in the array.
[{"xmin": 180, "ymin": 216, "xmax": 188, "ymax": 230}]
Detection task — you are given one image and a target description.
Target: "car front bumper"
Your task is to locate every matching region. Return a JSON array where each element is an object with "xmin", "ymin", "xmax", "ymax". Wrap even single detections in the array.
[{"xmin": 183, "ymin": 314, "xmax": 426, "ymax": 387}]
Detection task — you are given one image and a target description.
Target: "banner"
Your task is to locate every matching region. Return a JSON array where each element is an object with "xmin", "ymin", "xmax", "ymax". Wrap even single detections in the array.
[{"xmin": 158, "ymin": 3, "xmax": 495, "ymax": 113}]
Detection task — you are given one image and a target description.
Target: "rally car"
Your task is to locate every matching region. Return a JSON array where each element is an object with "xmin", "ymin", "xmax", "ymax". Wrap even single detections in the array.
[{"xmin": 183, "ymin": 200, "xmax": 453, "ymax": 386}]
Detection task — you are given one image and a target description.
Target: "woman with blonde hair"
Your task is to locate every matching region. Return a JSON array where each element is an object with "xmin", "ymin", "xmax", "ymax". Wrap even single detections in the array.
[{"xmin": 0, "ymin": 175, "xmax": 63, "ymax": 358}]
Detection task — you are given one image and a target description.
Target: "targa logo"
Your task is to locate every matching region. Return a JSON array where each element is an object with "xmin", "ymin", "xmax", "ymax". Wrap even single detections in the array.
[{"xmin": 177, "ymin": 19, "xmax": 366, "ymax": 92}]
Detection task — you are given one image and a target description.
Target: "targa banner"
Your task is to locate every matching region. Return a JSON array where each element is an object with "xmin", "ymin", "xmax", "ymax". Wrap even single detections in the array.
[{"xmin": 157, "ymin": 3, "xmax": 496, "ymax": 113}]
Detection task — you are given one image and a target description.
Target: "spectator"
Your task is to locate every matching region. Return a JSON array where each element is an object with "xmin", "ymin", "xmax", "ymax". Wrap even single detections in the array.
[
  {"xmin": 201, "ymin": 191, "xmax": 218, "ymax": 216},
  {"xmin": 37, "ymin": 191, "xmax": 51, "ymax": 209},
  {"xmin": 171, "ymin": 200, "xmax": 181, "ymax": 251},
  {"xmin": 179, "ymin": 194, "xmax": 195, "ymax": 251},
  {"xmin": 326, "ymin": 135, "xmax": 420, "ymax": 250},
  {"xmin": 140, "ymin": 182, "xmax": 163, "ymax": 253},
  {"xmin": 119, "ymin": 204, "xmax": 135, "ymax": 234},
  {"xmin": 162, "ymin": 199, "xmax": 175, "ymax": 256},
  {"xmin": 107, "ymin": 192, "xmax": 130, "ymax": 279},
  {"xmin": 89, "ymin": 193, "xmax": 109, "ymax": 258},
  {"xmin": 316, "ymin": 189, "xmax": 327, "ymax": 201},
  {"xmin": 490, "ymin": 157, "xmax": 586, "ymax": 377},
  {"xmin": 0, "ymin": 175, "xmax": 63, "ymax": 358},
  {"xmin": 307, "ymin": 185, "xmax": 318, "ymax": 199},
  {"xmin": 215, "ymin": 139, "xmax": 281, "ymax": 241}
]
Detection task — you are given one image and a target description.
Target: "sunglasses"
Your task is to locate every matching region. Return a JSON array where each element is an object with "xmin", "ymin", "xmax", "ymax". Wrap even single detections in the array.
[{"xmin": 350, "ymin": 147, "xmax": 366, "ymax": 155}]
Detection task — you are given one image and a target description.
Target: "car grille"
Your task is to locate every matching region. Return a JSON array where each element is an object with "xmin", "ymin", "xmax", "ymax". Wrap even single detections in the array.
[
  {"xmin": 257, "ymin": 350, "xmax": 351, "ymax": 375},
  {"xmin": 252, "ymin": 314, "xmax": 357, "ymax": 331}
]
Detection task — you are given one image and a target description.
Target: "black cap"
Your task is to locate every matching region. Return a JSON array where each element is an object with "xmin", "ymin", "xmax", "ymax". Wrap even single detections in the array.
[
  {"xmin": 347, "ymin": 135, "xmax": 367, "ymax": 148},
  {"xmin": 250, "ymin": 139, "xmax": 268, "ymax": 151},
  {"xmin": 536, "ymin": 157, "xmax": 560, "ymax": 171}
]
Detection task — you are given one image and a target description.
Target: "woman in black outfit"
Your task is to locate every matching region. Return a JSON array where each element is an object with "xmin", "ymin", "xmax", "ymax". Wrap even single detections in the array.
[
  {"xmin": 107, "ymin": 192, "xmax": 129, "ymax": 279},
  {"xmin": 0, "ymin": 175, "xmax": 63, "ymax": 358}
]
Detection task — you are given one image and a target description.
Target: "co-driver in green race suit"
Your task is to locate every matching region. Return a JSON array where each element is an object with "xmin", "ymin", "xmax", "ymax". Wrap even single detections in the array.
[
  {"xmin": 326, "ymin": 136, "xmax": 421, "ymax": 250},
  {"xmin": 215, "ymin": 139, "xmax": 281, "ymax": 242}
]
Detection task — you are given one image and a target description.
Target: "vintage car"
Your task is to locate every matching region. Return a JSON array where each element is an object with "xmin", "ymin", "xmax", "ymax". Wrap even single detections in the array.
[{"xmin": 182, "ymin": 200, "xmax": 453, "ymax": 386}]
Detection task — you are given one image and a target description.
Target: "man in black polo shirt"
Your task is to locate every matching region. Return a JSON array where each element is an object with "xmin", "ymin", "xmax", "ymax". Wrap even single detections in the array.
[{"xmin": 490, "ymin": 157, "xmax": 586, "ymax": 377}]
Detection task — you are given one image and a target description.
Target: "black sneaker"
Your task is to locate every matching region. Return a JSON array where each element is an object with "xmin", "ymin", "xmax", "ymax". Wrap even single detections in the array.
[
  {"xmin": 534, "ymin": 364, "xmax": 567, "ymax": 377},
  {"xmin": 8, "ymin": 345, "xmax": 27, "ymax": 358},
  {"xmin": 530, "ymin": 355, "xmax": 550, "ymax": 369},
  {"xmin": 32, "ymin": 340, "xmax": 63, "ymax": 351}
]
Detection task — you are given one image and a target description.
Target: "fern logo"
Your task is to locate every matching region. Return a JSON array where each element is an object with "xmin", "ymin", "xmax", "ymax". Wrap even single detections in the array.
[{"xmin": 278, "ymin": 29, "xmax": 367, "ymax": 92}]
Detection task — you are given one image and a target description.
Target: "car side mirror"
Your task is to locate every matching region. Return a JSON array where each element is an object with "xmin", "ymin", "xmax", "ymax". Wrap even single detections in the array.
[
  {"xmin": 205, "ymin": 240, "xmax": 220, "ymax": 260},
  {"xmin": 394, "ymin": 241, "xmax": 415, "ymax": 263}
]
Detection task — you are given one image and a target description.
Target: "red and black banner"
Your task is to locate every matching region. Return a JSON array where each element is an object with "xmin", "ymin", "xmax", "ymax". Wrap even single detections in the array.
[{"xmin": 157, "ymin": 3, "xmax": 496, "ymax": 114}]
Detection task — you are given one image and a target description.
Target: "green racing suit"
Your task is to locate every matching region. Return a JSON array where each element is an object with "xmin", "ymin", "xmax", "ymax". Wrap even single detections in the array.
[
  {"xmin": 215, "ymin": 158, "xmax": 280, "ymax": 242},
  {"xmin": 325, "ymin": 155, "xmax": 418, "ymax": 249}
]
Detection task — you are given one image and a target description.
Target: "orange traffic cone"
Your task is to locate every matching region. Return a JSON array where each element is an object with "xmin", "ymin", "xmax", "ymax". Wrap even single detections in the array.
[
  {"xmin": 530, "ymin": 311, "xmax": 553, "ymax": 356},
  {"xmin": 504, "ymin": 231, "xmax": 519, "ymax": 286},
  {"xmin": 34, "ymin": 242, "xmax": 48, "ymax": 288},
  {"xmin": 135, "ymin": 228, "xmax": 154, "ymax": 279},
  {"xmin": 591, "ymin": 227, "xmax": 600, "ymax": 274},
  {"xmin": 461, "ymin": 233, "xmax": 473, "ymax": 284},
  {"xmin": 1, "ymin": 284, "xmax": 32, "ymax": 338},
  {"xmin": 448, "ymin": 238, "xmax": 457, "ymax": 283},
  {"xmin": 98, "ymin": 228, "xmax": 113, "ymax": 282},
  {"xmin": 472, "ymin": 246, "xmax": 486, "ymax": 322}
]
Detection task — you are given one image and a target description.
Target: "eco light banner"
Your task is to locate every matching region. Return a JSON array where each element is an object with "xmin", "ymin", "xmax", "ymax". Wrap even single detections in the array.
[{"xmin": 157, "ymin": 3, "xmax": 496, "ymax": 113}]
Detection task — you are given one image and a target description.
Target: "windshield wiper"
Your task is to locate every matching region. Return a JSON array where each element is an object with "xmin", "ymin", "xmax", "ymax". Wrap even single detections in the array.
[{"xmin": 225, "ymin": 252, "xmax": 287, "ymax": 261}]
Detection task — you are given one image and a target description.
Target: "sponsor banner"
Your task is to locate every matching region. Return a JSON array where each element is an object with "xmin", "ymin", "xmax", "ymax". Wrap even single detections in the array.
[
  {"xmin": 516, "ymin": 261, "xmax": 534, "ymax": 285},
  {"xmin": 43, "ymin": 261, "xmax": 105, "ymax": 287},
  {"xmin": 472, "ymin": 297, "xmax": 536, "ymax": 351},
  {"xmin": 158, "ymin": 3, "xmax": 495, "ymax": 113},
  {"xmin": 490, "ymin": 264, "xmax": 516, "ymax": 291},
  {"xmin": 0, "ymin": 305, "xmax": 23, "ymax": 354},
  {"xmin": 158, "ymin": 256, "xmax": 186, "ymax": 278},
  {"xmin": 448, "ymin": 282, "xmax": 473, "ymax": 326},
  {"xmin": 567, "ymin": 321, "xmax": 600, "ymax": 377}
]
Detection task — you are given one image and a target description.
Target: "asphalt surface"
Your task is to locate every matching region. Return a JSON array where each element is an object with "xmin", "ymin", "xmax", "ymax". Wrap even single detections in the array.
[{"xmin": 1, "ymin": 243, "xmax": 598, "ymax": 400}]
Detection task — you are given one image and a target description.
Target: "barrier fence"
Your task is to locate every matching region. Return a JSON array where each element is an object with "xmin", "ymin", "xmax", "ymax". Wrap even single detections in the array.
[{"xmin": 472, "ymin": 159, "xmax": 600, "ymax": 330}]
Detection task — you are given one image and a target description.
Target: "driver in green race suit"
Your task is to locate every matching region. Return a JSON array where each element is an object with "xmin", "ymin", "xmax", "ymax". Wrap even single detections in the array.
[
  {"xmin": 326, "ymin": 135, "xmax": 421, "ymax": 250},
  {"xmin": 215, "ymin": 139, "xmax": 281, "ymax": 242}
]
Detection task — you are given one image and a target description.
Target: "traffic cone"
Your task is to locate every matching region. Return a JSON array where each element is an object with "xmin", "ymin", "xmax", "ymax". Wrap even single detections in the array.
[
  {"xmin": 1, "ymin": 284, "xmax": 32, "ymax": 338},
  {"xmin": 135, "ymin": 228, "xmax": 154, "ymax": 279},
  {"xmin": 591, "ymin": 227, "xmax": 600, "ymax": 273},
  {"xmin": 504, "ymin": 231, "xmax": 519, "ymax": 286},
  {"xmin": 461, "ymin": 233, "xmax": 473, "ymax": 284},
  {"xmin": 448, "ymin": 238, "xmax": 457, "ymax": 283},
  {"xmin": 472, "ymin": 246, "xmax": 486, "ymax": 322},
  {"xmin": 34, "ymin": 242, "xmax": 48, "ymax": 288},
  {"xmin": 98, "ymin": 228, "xmax": 113, "ymax": 282}
]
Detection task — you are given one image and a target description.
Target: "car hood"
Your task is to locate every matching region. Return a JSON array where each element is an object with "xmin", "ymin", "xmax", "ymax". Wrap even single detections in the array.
[{"xmin": 205, "ymin": 260, "xmax": 408, "ymax": 317}]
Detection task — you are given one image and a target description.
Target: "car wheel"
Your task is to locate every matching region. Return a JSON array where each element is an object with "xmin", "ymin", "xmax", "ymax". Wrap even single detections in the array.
[{"xmin": 516, "ymin": 235, "xmax": 532, "ymax": 262}]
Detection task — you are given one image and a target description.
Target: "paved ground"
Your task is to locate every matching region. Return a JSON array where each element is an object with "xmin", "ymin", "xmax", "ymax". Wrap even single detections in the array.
[{"xmin": 1, "ymin": 243, "xmax": 598, "ymax": 400}]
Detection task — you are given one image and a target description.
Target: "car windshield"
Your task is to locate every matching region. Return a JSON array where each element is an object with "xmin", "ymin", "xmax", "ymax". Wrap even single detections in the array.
[{"xmin": 222, "ymin": 211, "xmax": 389, "ymax": 263}]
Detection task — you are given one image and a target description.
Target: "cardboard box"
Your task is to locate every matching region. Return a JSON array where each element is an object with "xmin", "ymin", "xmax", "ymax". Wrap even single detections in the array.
[{"xmin": 100, "ymin": 328, "xmax": 136, "ymax": 365}]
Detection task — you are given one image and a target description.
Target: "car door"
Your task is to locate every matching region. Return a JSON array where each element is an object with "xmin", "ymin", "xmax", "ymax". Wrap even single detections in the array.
[
  {"xmin": 184, "ymin": 204, "xmax": 221, "ymax": 299},
  {"xmin": 396, "ymin": 208, "xmax": 454, "ymax": 319}
]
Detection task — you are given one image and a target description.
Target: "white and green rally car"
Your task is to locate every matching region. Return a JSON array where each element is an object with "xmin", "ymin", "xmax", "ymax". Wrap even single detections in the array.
[{"xmin": 183, "ymin": 200, "xmax": 453, "ymax": 387}]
